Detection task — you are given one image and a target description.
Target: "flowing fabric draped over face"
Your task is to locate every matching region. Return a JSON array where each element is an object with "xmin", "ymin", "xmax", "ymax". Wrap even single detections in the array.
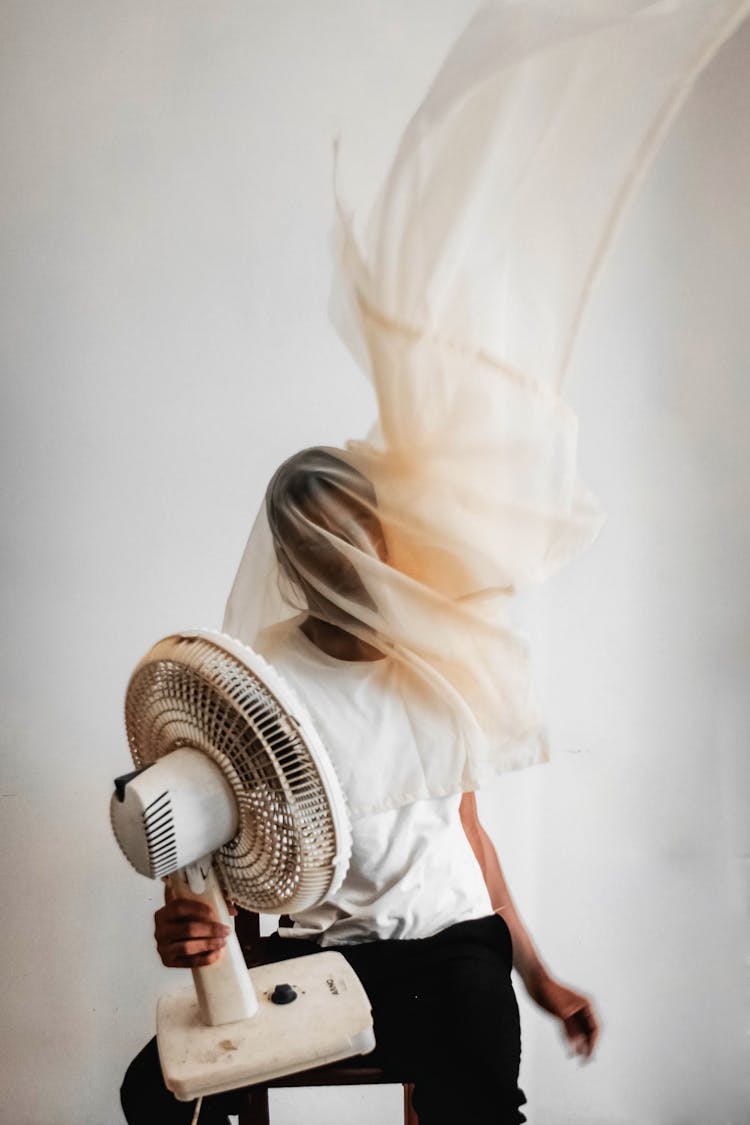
[{"xmin": 224, "ymin": 0, "xmax": 750, "ymax": 801}]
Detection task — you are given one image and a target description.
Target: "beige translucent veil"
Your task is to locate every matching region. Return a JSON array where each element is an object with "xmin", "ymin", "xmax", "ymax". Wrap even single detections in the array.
[{"xmin": 225, "ymin": 0, "xmax": 750, "ymax": 797}]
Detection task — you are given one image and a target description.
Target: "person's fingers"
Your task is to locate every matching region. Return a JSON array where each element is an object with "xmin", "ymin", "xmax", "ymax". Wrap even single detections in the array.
[
  {"xmin": 154, "ymin": 897, "xmax": 235, "ymax": 969},
  {"xmin": 162, "ymin": 951, "xmax": 224, "ymax": 969},
  {"xmin": 155, "ymin": 925, "xmax": 230, "ymax": 959},
  {"xmin": 565, "ymin": 1004, "xmax": 600, "ymax": 1060},
  {"xmin": 154, "ymin": 907, "xmax": 231, "ymax": 963},
  {"xmin": 167, "ymin": 936, "xmax": 228, "ymax": 957},
  {"xmin": 578, "ymin": 1003, "xmax": 600, "ymax": 1054},
  {"xmin": 160, "ymin": 918, "xmax": 230, "ymax": 939},
  {"xmin": 155, "ymin": 901, "xmax": 230, "ymax": 935},
  {"xmin": 588, "ymin": 1007, "xmax": 601, "ymax": 1041},
  {"xmin": 162, "ymin": 946, "xmax": 226, "ymax": 968},
  {"xmin": 170, "ymin": 950, "xmax": 224, "ymax": 969},
  {"xmin": 155, "ymin": 922, "xmax": 229, "ymax": 940},
  {"xmin": 158, "ymin": 936, "xmax": 228, "ymax": 967}
]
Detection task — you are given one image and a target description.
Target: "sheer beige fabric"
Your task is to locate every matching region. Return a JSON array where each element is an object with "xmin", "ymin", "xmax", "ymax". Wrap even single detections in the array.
[{"xmin": 224, "ymin": 0, "xmax": 749, "ymax": 805}]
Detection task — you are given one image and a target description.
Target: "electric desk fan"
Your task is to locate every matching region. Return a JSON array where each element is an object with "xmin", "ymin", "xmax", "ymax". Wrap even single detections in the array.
[{"xmin": 110, "ymin": 630, "xmax": 374, "ymax": 1101}]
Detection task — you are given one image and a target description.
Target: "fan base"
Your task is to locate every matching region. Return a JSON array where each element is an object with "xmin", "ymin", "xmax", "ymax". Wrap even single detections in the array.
[{"xmin": 157, "ymin": 951, "xmax": 376, "ymax": 1101}]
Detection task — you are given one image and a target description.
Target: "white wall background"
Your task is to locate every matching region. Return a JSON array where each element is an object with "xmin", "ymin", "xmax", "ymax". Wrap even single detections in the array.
[{"xmin": 1, "ymin": 3, "xmax": 748, "ymax": 1123}]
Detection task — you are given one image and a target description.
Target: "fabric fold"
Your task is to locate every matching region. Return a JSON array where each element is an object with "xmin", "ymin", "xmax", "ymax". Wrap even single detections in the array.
[{"xmin": 225, "ymin": 0, "xmax": 750, "ymax": 804}]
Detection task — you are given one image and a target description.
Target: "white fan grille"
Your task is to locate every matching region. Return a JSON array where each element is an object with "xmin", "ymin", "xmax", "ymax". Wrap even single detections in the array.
[{"xmin": 125, "ymin": 633, "xmax": 348, "ymax": 914}]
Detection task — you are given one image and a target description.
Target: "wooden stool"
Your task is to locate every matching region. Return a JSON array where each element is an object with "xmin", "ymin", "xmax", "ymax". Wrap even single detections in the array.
[{"xmin": 234, "ymin": 912, "xmax": 419, "ymax": 1125}]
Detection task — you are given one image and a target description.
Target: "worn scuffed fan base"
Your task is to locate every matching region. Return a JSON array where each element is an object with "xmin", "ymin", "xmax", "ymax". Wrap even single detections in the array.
[{"xmin": 157, "ymin": 952, "xmax": 375, "ymax": 1101}]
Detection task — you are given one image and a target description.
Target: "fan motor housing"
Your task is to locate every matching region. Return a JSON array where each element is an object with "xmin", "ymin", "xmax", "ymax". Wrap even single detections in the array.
[{"xmin": 111, "ymin": 748, "xmax": 239, "ymax": 879}]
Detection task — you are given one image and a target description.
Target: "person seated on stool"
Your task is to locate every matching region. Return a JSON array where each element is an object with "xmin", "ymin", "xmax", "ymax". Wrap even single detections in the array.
[{"xmin": 121, "ymin": 450, "xmax": 600, "ymax": 1125}]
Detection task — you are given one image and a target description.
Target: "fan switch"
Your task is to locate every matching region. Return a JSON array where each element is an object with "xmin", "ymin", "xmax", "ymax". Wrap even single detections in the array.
[{"xmin": 270, "ymin": 983, "xmax": 297, "ymax": 1005}]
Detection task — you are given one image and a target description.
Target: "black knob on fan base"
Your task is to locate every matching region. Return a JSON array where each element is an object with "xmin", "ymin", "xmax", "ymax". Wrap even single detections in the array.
[{"xmin": 270, "ymin": 983, "xmax": 297, "ymax": 1005}]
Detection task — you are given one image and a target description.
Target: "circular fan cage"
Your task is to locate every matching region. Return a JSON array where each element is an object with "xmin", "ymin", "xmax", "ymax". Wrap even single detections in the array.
[{"xmin": 124, "ymin": 631, "xmax": 351, "ymax": 916}]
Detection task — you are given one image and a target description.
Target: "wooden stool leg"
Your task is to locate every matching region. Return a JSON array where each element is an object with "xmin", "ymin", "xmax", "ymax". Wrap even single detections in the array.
[
  {"xmin": 238, "ymin": 1085, "xmax": 270, "ymax": 1125},
  {"xmin": 403, "ymin": 1082, "xmax": 420, "ymax": 1125}
]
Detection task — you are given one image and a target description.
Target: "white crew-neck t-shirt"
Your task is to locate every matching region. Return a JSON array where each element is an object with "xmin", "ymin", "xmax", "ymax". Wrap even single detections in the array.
[{"xmin": 255, "ymin": 619, "xmax": 493, "ymax": 946}]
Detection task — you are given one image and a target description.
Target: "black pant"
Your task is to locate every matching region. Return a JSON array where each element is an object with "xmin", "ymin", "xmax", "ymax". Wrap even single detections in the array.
[{"xmin": 121, "ymin": 914, "xmax": 527, "ymax": 1124}]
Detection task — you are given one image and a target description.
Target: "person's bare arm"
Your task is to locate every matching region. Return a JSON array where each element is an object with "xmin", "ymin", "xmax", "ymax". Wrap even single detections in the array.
[
  {"xmin": 459, "ymin": 791, "xmax": 600, "ymax": 1059},
  {"xmin": 459, "ymin": 791, "xmax": 546, "ymax": 983}
]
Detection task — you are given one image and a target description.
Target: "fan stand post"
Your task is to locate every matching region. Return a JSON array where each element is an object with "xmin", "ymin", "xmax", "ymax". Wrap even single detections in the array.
[{"xmin": 168, "ymin": 860, "xmax": 259, "ymax": 1025}]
